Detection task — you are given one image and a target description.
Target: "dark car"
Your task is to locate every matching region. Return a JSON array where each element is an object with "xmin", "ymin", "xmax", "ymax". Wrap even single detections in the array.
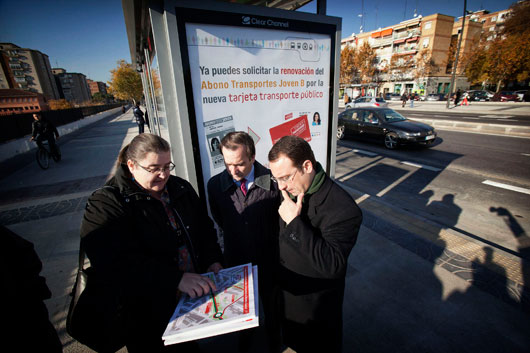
[
  {"xmin": 337, "ymin": 107, "xmax": 437, "ymax": 149},
  {"xmin": 492, "ymin": 91, "xmax": 519, "ymax": 102}
]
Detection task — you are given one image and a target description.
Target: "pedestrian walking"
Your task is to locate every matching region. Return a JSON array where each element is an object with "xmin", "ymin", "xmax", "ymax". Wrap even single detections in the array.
[
  {"xmin": 454, "ymin": 89, "xmax": 462, "ymax": 107},
  {"xmin": 410, "ymin": 92, "xmax": 414, "ymax": 108},
  {"xmin": 401, "ymin": 92, "xmax": 408, "ymax": 107},
  {"xmin": 133, "ymin": 102, "xmax": 145, "ymax": 134}
]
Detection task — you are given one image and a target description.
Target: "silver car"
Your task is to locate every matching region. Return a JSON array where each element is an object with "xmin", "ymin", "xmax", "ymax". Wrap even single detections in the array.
[{"xmin": 346, "ymin": 96, "xmax": 388, "ymax": 108}]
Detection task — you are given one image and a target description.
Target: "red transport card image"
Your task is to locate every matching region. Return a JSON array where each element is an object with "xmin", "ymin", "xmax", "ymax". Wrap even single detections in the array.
[{"xmin": 269, "ymin": 115, "xmax": 312, "ymax": 145}]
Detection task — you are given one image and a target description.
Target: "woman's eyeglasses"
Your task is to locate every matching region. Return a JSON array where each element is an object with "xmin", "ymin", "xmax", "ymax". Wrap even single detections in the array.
[{"xmin": 137, "ymin": 162, "xmax": 175, "ymax": 174}]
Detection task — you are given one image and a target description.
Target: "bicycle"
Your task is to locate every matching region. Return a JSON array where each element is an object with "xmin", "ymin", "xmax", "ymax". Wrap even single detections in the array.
[{"xmin": 36, "ymin": 140, "xmax": 61, "ymax": 170}]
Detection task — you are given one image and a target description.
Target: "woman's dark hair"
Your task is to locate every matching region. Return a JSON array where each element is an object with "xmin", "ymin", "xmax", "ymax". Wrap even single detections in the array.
[
  {"xmin": 220, "ymin": 131, "xmax": 255, "ymax": 158},
  {"xmin": 114, "ymin": 133, "xmax": 170, "ymax": 175},
  {"xmin": 268, "ymin": 135, "xmax": 316, "ymax": 170},
  {"xmin": 313, "ymin": 112, "xmax": 321, "ymax": 123}
]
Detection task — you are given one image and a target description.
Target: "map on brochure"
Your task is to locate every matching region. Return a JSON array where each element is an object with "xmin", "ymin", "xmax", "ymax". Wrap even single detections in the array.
[{"xmin": 163, "ymin": 263, "xmax": 259, "ymax": 345}]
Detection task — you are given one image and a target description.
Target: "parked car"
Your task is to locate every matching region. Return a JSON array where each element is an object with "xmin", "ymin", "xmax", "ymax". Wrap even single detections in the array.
[
  {"xmin": 336, "ymin": 107, "xmax": 437, "ymax": 149},
  {"xmin": 346, "ymin": 96, "xmax": 388, "ymax": 108},
  {"xmin": 492, "ymin": 91, "xmax": 519, "ymax": 102},
  {"xmin": 426, "ymin": 93, "xmax": 446, "ymax": 101},
  {"xmin": 514, "ymin": 90, "xmax": 528, "ymax": 101},
  {"xmin": 465, "ymin": 90, "xmax": 494, "ymax": 101},
  {"xmin": 386, "ymin": 93, "xmax": 402, "ymax": 101}
]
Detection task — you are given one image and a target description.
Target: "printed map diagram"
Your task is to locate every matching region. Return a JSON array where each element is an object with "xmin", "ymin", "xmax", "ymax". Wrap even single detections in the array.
[{"xmin": 163, "ymin": 263, "xmax": 258, "ymax": 345}]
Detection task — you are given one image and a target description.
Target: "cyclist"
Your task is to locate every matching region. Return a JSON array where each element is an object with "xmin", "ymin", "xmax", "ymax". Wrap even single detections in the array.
[{"xmin": 29, "ymin": 113, "xmax": 60, "ymax": 157}]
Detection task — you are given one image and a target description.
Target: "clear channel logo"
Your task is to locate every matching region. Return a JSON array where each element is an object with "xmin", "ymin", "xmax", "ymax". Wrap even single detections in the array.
[{"xmin": 241, "ymin": 15, "xmax": 289, "ymax": 28}]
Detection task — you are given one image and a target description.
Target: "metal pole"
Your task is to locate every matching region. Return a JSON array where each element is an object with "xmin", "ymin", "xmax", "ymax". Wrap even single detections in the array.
[
  {"xmin": 317, "ymin": 0, "xmax": 326, "ymax": 15},
  {"xmin": 446, "ymin": 0, "xmax": 467, "ymax": 108}
]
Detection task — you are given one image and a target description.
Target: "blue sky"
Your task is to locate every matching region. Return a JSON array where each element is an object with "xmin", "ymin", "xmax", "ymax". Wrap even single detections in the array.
[{"xmin": 0, "ymin": 0, "xmax": 516, "ymax": 84}]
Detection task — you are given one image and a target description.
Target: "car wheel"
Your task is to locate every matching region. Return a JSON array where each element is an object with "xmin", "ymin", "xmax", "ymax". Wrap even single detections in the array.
[
  {"xmin": 337, "ymin": 125, "xmax": 345, "ymax": 140},
  {"xmin": 384, "ymin": 132, "xmax": 398, "ymax": 149}
]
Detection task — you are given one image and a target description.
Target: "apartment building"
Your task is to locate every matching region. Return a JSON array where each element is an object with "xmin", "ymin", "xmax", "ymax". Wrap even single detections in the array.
[
  {"xmin": 86, "ymin": 79, "xmax": 108, "ymax": 96},
  {"xmin": 52, "ymin": 68, "xmax": 91, "ymax": 103},
  {"xmin": 463, "ymin": 8, "xmax": 512, "ymax": 42},
  {"xmin": 341, "ymin": 12, "xmax": 484, "ymax": 96},
  {"xmin": 0, "ymin": 88, "xmax": 49, "ymax": 116},
  {"xmin": 0, "ymin": 43, "xmax": 60, "ymax": 100}
]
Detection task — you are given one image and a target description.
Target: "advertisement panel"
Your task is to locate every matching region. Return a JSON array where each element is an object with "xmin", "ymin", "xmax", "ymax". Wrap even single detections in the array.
[{"xmin": 176, "ymin": 8, "xmax": 337, "ymax": 193}]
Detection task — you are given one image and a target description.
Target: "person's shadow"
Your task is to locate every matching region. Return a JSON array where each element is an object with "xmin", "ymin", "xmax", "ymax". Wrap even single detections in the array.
[
  {"xmin": 489, "ymin": 206, "xmax": 530, "ymax": 313},
  {"xmin": 424, "ymin": 193, "xmax": 461, "ymax": 230}
]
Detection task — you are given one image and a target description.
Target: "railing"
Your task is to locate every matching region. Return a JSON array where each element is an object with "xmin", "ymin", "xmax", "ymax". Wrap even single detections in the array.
[
  {"xmin": 373, "ymin": 38, "xmax": 394, "ymax": 47},
  {"xmin": 0, "ymin": 103, "xmax": 122, "ymax": 143}
]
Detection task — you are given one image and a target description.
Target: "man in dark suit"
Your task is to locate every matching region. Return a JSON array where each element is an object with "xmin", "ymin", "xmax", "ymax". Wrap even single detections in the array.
[{"xmin": 207, "ymin": 131, "xmax": 281, "ymax": 351}]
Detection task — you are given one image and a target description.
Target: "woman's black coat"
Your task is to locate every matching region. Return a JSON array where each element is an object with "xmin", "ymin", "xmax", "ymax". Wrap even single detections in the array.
[{"xmin": 80, "ymin": 164, "xmax": 222, "ymax": 349}]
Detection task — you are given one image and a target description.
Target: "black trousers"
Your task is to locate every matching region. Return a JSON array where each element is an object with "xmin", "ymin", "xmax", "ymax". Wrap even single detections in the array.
[{"xmin": 36, "ymin": 135, "xmax": 58, "ymax": 155}]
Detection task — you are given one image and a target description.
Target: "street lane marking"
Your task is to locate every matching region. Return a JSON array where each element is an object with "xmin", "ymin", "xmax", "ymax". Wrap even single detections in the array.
[
  {"xmin": 482, "ymin": 180, "xmax": 530, "ymax": 195},
  {"xmin": 376, "ymin": 170, "xmax": 415, "ymax": 197},
  {"xmin": 479, "ymin": 115, "xmax": 513, "ymax": 119},
  {"xmin": 351, "ymin": 149, "xmax": 378, "ymax": 157},
  {"xmin": 355, "ymin": 194, "xmax": 371, "ymax": 203},
  {"xmin": 401, "ymin": 161, "xmax": 442, "ymax": 172},
  {"xmin": 462, "ymin": 117, "xmax": 480, "ymax": 120},
  {"xmin": 434, "ymin": 115, "xmax": 451, "ymax": 118}
]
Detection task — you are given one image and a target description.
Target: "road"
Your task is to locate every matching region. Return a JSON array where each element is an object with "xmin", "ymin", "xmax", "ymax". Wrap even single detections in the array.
[
  {"xmin": 335, "ymin": 129, "xmax": 530, "ymax": 259},
  {"xmin": 340, "ymin": 101, "xmax": 530, "ymax": 126},
  {"xmin": 401, "ymin": 109, "xmax": 530, "ymax": 126}
]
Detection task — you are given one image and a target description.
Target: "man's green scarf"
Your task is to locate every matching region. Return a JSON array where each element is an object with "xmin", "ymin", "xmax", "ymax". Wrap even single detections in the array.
[{"xmin": 289, "ymin": 162, "xmax": 325, "ymax": 202}]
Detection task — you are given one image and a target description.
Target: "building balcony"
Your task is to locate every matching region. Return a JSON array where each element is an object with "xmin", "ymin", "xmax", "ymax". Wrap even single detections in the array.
[{"xmin": 372, "ymin": 38, "xmax": 394, "ymax": 47}]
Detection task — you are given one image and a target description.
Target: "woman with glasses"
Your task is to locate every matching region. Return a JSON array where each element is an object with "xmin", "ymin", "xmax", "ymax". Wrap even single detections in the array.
[{"xmin": 79, "ymin": 133, "xmax": 223, "ymax": 352}]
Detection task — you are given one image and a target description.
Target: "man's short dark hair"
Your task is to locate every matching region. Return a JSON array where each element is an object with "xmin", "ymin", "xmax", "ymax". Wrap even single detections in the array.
[
  {"xmin": 268, "ymin": 135, "xmax": 316, "ymax": 169},
  {"xmin": 220, "ymin": 131, "xmax": 255, "ymax": 158}
]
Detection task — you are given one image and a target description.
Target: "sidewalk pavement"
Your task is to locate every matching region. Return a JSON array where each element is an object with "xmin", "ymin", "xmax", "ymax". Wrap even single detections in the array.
[{"xmin": 1, "ymin": 109, "xmax": 529, "ymax": 352}]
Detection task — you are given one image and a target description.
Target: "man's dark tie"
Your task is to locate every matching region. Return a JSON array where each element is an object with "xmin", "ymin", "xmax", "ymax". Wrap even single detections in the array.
[{"xmin": 240, "ymin": 178, "xmax": 247, "ymax": 196}]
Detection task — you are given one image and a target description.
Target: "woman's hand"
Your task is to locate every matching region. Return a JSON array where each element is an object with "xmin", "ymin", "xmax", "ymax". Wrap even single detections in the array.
[
  {"xmin": 207, "ymin": 262, "xmax": 223, "ymax": 274},
  {"xmin": 178, "ymin": 273, "xmax": 216, "ymax": 298}
]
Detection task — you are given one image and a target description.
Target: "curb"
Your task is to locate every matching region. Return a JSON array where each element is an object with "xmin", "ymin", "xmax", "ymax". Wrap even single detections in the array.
[{"xmin": 408, "ymin": 118, "xmax": 530, "ymax": 138}]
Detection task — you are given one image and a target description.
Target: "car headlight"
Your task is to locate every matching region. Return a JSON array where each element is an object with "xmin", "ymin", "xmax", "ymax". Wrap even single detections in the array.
[{"xmin": 398, "ymin": 131, "xmax": 421, "ymax": 137}]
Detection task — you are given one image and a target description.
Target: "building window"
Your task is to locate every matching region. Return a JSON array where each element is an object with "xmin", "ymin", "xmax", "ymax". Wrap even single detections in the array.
[
  {"xmin": 492, "ymin": 16, "xmax": 497, "ymax": 22},
  {"xmin": 422, "ymin": 38, "xmax": 429, "ymax": 48},
  {"xmin": 425, "ymin": 21, "xmax": 432, "ymax": 30}
]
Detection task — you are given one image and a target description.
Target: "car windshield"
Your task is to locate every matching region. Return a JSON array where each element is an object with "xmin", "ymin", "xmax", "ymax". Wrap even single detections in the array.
[
  {"xmin": 381, "ymin": 109, "xmax": 406, "ymax": 122},
  {"xmin": 375, "ymin": 98, "xmax": 386, "ymax": 102}
]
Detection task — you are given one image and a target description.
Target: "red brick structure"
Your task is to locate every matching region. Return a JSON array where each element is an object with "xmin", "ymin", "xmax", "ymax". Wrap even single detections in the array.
[
  {"xmin": 0, "ymin": 88, "xmax": 49, "ymax": 115},
  {"xmin": 86, "ymin": 79, "xmax": 108, "ymax": 96}
]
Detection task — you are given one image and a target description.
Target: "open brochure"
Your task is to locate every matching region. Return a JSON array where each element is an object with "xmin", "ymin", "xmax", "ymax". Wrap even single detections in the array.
[{"xmin": 163, "ymin": 263, "xmax": 259, "ymax": 345}]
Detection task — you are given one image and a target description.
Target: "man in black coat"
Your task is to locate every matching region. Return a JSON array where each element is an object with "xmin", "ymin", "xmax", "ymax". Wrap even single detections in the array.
[
  {"xmin": 133, "ymin": 102, "xmax": 145, "ymax": 134},
  {"xmin": 268, "ymin": 136, "xmax": 363, "ymax": 353},
  {"xmin": 207, "ymin": 131, "xmax": 280, "ymax": 351}
]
